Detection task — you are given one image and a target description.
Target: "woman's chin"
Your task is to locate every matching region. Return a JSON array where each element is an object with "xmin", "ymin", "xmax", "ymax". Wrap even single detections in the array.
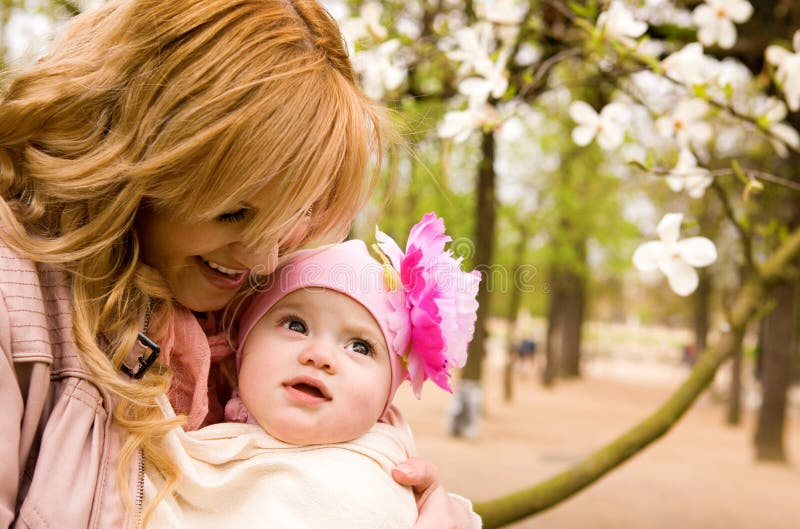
[{"xmin": 172, "ymin": 288, "xmax": 238, "ymax": 313}]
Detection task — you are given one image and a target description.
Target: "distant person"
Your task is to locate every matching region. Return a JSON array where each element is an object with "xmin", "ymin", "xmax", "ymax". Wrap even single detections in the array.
[
  {"xmin": 517, "ymin": 338, "xmax": 537, "ymax": 378},
  {"xmin": 682, "ymin": 343, "xmax": 697, "ymax": 366}
]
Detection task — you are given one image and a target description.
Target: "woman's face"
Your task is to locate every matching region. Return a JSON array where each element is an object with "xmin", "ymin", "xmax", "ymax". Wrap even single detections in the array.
[{"xmin": 136, "ymin": 199, "xmax": 310, "ymax": 312}]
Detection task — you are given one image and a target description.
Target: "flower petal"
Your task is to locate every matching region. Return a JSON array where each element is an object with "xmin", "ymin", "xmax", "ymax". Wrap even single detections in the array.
[
  {"xmin": 602, "ymin": 102, "xmax": 632, "ymax": 124},
  {"xmin": 717, "ymin": 21, "xmax": 737, "ymax": 49},
  {"xmin": 665, "ymin": 175, "xmax": 684, "ymax": 192},
  {"xmin": 657, "ymin": 213, "xmax": 683, "ymax": 244},
  {"xmin": 696, "ymin": 24, "xmax": 716, "ymax": 47},
  {"xmin": 677, "ymin": 237, "xmax": 718, "ymax": 267},
  {"xmin": 727, "ymin": 0, "xmax": 753, "ymax": 23},
  {"xmin": 662, "ymin": 257, "xmax": 699, "ymax": 296},
  {"xmin": 771, "ymin": 123, "xmax": 800, "ymax": 150},
  {"xmin": 569, "ymin": 101, "xmax": 598, "ymax": 125},
  {"xmin": 375, "ymin": 227, "xmax": 405, "ymax": 270},
  {"xmin": 597, "ymin": 125, "xmax": 624, "ymax": 150},
  {"xmin": 766, "ymin": 45, "xmax": 790, "ymax": 66},
  {"xmin": 632, "ymin": 241, "xmax": 667, "ymax": 271},
  {"xmin": 572, "ymin": 124, "xmax": 597, "ymax": 146},
  {"xmin": 691, "ymin": 4, "xmax": 714, "ymax": 25}
]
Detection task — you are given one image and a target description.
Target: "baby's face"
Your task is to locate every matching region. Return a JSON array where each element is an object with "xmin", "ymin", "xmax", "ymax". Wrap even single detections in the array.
[{"xmin": 238, "ymin": 288, "xmax": 392, "ymax": 444}]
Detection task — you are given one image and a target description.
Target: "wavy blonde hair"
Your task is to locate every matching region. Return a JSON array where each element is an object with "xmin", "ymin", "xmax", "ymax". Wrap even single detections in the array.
[{"xmin": 0, "ymin": 0, "xmax": 384, "ymax": 524}]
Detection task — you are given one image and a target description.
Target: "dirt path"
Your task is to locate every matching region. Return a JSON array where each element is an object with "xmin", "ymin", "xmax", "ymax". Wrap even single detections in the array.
[{"xmin": 393, "ymin": 362, "xmax": 800, "ymax": 529}]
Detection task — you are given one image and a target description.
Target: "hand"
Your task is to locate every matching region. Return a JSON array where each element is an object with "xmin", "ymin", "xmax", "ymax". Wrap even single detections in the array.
[{"xmin": 392, "ymin": 457, "xmax": 474, "ymax": 529}]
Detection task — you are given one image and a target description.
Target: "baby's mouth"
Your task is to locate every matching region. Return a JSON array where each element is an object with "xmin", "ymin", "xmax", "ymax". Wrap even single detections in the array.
[
  {"xmin": 284, "ymin": 377, "xmax": 332, "ymax": 401},
  {"xmin": 291, "ymin": 382, "xmax": 326, "ymax": 399}
]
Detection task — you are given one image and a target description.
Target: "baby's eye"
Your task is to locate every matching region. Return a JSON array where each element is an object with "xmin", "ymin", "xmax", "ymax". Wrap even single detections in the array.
[
  {"xmin": 348, "ymin": 340, "xmax": 373, "ymax": 356},
  {"xmin": 282, "ymin": 318, "xmax": 307, "ymax": 334}
]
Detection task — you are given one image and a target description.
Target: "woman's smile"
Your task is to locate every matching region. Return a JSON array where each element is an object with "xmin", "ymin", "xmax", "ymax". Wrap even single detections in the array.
[{"xmin": 196, "ymin": 256, "xmax": 249, "ymax": 290}]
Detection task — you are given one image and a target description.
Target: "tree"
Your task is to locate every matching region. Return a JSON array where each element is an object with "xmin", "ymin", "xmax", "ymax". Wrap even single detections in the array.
[{"xmin": 755, "ymin": 276, "xmax": 797, "ymax": 461}]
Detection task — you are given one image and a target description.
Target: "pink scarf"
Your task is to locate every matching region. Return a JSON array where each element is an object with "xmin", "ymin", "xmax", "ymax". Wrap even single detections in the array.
[{"xmin": 154, "ymin": 305, "xmax": 236, "ymax": 430}]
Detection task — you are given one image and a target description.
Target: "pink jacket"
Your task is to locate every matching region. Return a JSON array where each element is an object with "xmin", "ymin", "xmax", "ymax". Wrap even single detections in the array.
[{"xmin": 0, "ymin": 238, "xmax": 134, "ymax": 529}]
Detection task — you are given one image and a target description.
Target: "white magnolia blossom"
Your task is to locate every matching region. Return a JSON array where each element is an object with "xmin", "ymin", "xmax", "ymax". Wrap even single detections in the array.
[
  {"xmin": 475, "ymin": 0, "xmax": 528, "ymax": 25},
  {"xmin": 709, "ymin": 57, "xmax": 753, "ymax": 104},
  {"xmin": 342, "ymin": 1, "xmax": 387, "ymax": 43},
  {"xmin": 637, "ymin": 0, "xmax": 693, "ymax": 27},
  {"xmin": 692, "ymin": 0, "xmax": 753, "ymax": 49},
  {"xmin": 351, "ymin": 39, "xmax": 406, "ymax": 100},
  {"xmin": 662, "ymin": 43, "xmax": 714, "ymax": 86},
  {"xmin": 636, "ymin": 39, "xmax": 668, "ymax": 59},
  {"xmin": 755, "ymin": 97, "xmax": 800, "ymax": 158},
  {"xmin": 457, "ymin": 48, "xmax": 511, "ymax": 108},
  {"xmin": 396, "ymin": 16, "xmax": 422, "ymax": 40},
  {"xmin": 597, "ymin": 0, "xmax": 648, "ymax": 46},
  {"xmin": 514, "ymin": 42, "xmax": 542, "ymax": 67},
  {"xmin": 655, "ymin": 98, "xmax": 713, "ymax": 148},
  {"xmin": 438, "ymin": 105, "xmax": 493, "ymax": 143},
  {"xmin": 714, "ymin": 57, "xmax": 753, "ymax": 92},
  {"xmin": 765, "ymin": 30, "xmax": 800, "ymax": 112},
  {"xmin": 633, "ymin": 213, "xmax": 718, "ymax": 296},
  {"xmin": 444, "ymin": 22, "xmax": 496, "ymax": 78},
  {"xmin": 569, "ymin": 101, "xmax": 631, "ymax": 150},
  {"xmin": 665, "ymin": 149, "xmax": 713, "ymax": 198}
]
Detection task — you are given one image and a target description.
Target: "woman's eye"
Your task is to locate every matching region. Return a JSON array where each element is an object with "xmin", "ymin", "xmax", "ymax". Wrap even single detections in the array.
[
  {"xmin": 282, "ymin": 319, "xmax": 307, "ymax": 334},
  {"xmin": 349, "ymin": 340, "xmax": 373, "ymax": 356},
  {"xmin": 215, "ymin": 208, "xmax": 250, "ymax": 223}
]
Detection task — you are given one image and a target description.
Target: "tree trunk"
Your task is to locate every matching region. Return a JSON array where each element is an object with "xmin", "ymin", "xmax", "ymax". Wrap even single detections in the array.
[
  {"xmin": 693, "ymin": 269, "xmax": 712, "ymax": 353},
  {"xmin": 542, "ymin": 271, "xmax": 562, "ymax": 387},
  {"xmin": 754, "ymin": 278, "xmax": 796, "ymax": 461},
  {"xmin": 543, "ymin": 239, "xmax": 586, "ymax": 381},
  {"xmin": 558, "ymin": 264, "xmax": 586, "ymax": 378},
  {"xmin": 503, "ymin": 223, "xmax": 529, "ymax": 402},
  {"xmin": 449, "ymin": 130, "xmax": 496, "ymax": 437},
  {"xmin": 726, "ymin": 344, "xmax": 742, "ymax": 425}
]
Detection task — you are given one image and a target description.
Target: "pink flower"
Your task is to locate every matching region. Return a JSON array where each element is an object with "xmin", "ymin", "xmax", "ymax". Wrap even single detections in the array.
[{"xmin": 376, "ymin": 213, "xmax": 481, "ymax": 397}]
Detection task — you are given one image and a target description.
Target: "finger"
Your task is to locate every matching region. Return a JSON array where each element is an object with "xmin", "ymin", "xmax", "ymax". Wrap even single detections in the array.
[
  {"xmin": 392, "ymin": 457, "xmax": 439, "ymax": 491},
  {"xmin": 409, "ymin": 488, "xmax": 459, "ymax": 529}
]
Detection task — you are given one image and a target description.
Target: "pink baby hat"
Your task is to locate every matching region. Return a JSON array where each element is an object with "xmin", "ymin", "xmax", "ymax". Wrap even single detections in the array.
[{"xmin": 234, "ymin": 240, "xmax": 407, "ymax": 417}]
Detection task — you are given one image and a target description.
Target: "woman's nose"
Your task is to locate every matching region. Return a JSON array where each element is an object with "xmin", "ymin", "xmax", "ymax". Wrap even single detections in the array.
[
  {"xmin": 298, "ymin": 340, "xmax": 337, "ymax": 374},
  {"xmin": 229, "ymin": 242, "xmax": 279, "ymax": 275}
]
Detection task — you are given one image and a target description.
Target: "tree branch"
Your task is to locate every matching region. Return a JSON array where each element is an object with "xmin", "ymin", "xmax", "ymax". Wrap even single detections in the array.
[
  {"xmin": 710, "ymin": 180, "xmax": 755, "ymax": 271},
  {"xmin": 474, "ymin": 224, "xmax": 800, "ymax": 528}
]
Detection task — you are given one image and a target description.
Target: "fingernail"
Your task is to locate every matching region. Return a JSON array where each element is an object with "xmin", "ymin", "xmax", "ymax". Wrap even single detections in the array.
[{"xmin": 395, "ymin": 463, "xmax": 413, "ymax": 476}]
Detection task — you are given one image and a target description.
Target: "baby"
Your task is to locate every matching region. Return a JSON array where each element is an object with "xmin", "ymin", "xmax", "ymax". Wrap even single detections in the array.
[{"xmin": 144, "ymin": 213, "xmax": 481, "ymax": 529}]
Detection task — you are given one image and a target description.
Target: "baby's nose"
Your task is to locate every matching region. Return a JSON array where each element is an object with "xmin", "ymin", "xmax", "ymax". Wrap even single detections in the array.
[{"xmin": 299, "ymin": 341, "xmax": 337, "ymax": 373}]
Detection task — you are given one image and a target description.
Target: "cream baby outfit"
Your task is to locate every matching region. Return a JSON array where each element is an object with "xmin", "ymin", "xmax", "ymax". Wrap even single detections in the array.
[{"xmin": 144, "ymin": 397, "xmax": 417, "ymax": 529}]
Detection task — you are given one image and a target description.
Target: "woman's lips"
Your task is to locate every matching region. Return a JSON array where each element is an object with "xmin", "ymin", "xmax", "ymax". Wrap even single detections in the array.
[{"xmin": 195, "ymin": 256, "xmax": 248, "ymax": 290}]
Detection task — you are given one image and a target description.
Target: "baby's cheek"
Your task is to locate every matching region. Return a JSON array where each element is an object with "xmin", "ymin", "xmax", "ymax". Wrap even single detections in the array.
[
  {"xmin": 353, "ymin": 379, "xmax": 389, "ymax": 425},
  {"xmin": 237, "ymin": 356, "xmax": 265, "ymax": 409}
]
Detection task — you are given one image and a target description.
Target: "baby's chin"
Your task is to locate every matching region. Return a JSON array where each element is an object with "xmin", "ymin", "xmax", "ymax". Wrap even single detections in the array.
[
  {"xmin": 255, "ymin": 410, "xmax": 381, "ymax": 445},
  {"xmin": 268, "ymin": 427, "xmax": 362, "ymax": 446}
]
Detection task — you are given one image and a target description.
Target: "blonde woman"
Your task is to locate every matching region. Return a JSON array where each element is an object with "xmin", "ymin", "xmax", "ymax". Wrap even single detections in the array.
[{"xmin": 0, "ymin": 1, "xmax": 477, "ymax": 528}]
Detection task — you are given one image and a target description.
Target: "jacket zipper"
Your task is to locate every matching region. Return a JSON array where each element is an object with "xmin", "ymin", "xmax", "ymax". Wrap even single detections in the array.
[{"xmin": 135, "ymin": 448, "xmax": 145, "ymax": 529}]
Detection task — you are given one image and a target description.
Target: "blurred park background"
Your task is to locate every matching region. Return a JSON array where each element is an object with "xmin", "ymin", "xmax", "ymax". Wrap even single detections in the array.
[{"xmin": 2, "ymin": 0, "xmax": 798, "ymax": 527}]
